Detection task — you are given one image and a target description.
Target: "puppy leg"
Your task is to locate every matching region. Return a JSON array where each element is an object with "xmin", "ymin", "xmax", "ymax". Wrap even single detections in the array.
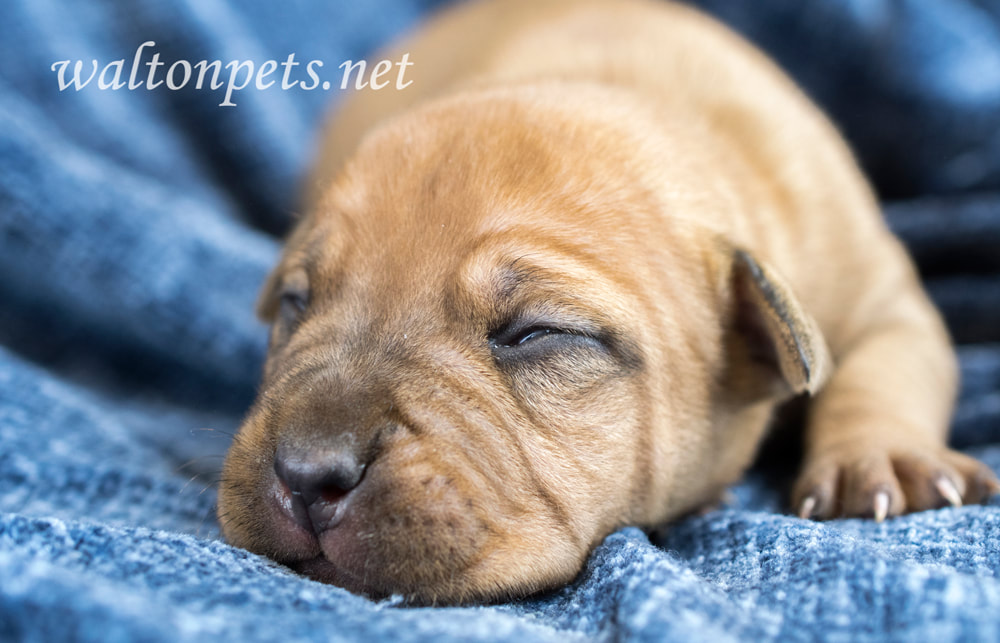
[{"xmin": 793, "ymin": 277, "xmax": 999, "ymax": 520}]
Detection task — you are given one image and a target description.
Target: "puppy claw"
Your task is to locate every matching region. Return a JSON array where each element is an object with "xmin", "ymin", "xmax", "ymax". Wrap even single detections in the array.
[
  {"xmin": 935, "ymin": 476, "xmax": 963, "ymax": 508},
  {"xmin": 795, "ymin": 443, "xmax": 999, "ymax": 521},
  {"xmin": 873, "ymin": 491, "xmax": 890, "ymax": 523},
  {"xmin": 798, "ymin": 495, "xmax": 817, "ymax": 520}
]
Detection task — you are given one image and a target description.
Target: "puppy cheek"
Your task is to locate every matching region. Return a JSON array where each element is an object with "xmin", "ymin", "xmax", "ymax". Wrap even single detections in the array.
[
  {"xmin": 351, "ymin": 469, "xmax": 488, "ymax": 569},
  {"xmin": 217, "ymin": 414, "xmax": 277, "ymax": 549},
  {"xmin": 363, "ymin": 455, "xmax": 577, "ymax": 602},
  {"xmin": 511, "ymin": 357, "xmax": 643, "ymax": 458},
  {"xmin": 506, "ymin": 345, "xmax": 637, "ymax": 414},
  {"xmin": 386, "ymin": 437, "xmax": 492, "ymax": 551},
  {"xmin": 511, "ymin": 364, "xmax": 647, "ymax": 523}
]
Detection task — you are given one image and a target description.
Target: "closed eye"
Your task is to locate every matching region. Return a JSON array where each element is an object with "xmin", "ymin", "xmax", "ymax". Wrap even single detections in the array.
[
  {"xmin": 278, "ymin": 289, "xmax": 308, "ymax": 326},
  {"xmin": 487, "ymin": 318, "xmax": 607, "ymax": 358},
  {"xmin": 491, "ymin": 325, "xmax": 567, "ymax": 348},
  {"xmin": 488, "ymin": 322, "xmax": 613, "ymax": 377}
]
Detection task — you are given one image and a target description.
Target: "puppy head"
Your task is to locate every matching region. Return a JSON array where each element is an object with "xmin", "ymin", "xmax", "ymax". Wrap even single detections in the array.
[{"xmin": 218, "ymin": 85, "xmax": 829, "ymax": 604}]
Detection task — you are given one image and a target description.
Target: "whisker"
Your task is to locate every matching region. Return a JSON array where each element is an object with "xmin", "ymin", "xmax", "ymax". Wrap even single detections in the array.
[
  {"xmin": 179, "ymin": 472, "xmax": 207, "ymax": 495},
  {"xmin": 191, "ymin": 427, "xmax": 237, "ymax": 439},
  {"xmin": 174, "ymin": 455, "xmax": 225, "ymax": 474},
  {"xmin": 198, "ymin": 480, "xmax": 221, "ymax": 496}
]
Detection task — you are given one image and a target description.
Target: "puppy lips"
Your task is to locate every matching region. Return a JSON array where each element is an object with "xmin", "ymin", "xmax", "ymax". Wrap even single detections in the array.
[
  {"xmin": 263, "ymin": 477, "xmax": 322, "ymax": 559},
  {"xmin": 272, "ymin": 475, "xmax": 352, "ymax": 531},
  {"xmin": 280, "ymin": 520, "xmax": 391, "ymax": 598},
  {"xmin": 265, "ymin": 474, "xmax": 377, "ymax": 588}
]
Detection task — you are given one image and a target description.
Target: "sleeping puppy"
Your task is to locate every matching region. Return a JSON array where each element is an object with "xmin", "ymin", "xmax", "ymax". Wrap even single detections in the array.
[{"xmin": 218, "ymin": 0, "xmax": 999, "ymax": 604}]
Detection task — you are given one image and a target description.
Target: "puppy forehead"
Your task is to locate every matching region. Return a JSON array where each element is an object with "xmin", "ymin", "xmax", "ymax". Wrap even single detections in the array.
[
  {"xmin": 455, "ymin": 233, "xmax": 637, "ymax": 325},
  {"xmin": 328, "ymin": 89, "xmax": 644, "ymax": 226},
  {"xmin": 293, "ymin": 91, "xmax": 674, "ymax": 310}
]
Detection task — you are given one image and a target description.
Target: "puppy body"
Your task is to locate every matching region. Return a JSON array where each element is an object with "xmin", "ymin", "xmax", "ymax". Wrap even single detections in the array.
[{"xmin": 220, "ymin": 0, "xmax": 996, "ymax": 604}]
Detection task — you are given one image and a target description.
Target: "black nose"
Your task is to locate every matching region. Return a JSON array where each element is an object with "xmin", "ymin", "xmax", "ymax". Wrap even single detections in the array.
[{"xmin": 274, "ymin": 443, "xmax": 366, "ymax": 534}]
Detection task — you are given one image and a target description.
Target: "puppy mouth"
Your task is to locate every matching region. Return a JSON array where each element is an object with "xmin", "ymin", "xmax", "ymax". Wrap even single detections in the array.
[
  {"xmin": 270, "ymin": 477, "xmax": 394, "ymax": 598},
  {"xmin": 267, "ymin": 464, "xmax": 393, "ymax": 589},
  {"xmin": 265, "ymin": 472, "xmax": 358, "ymax": 560},
  {"xmin": 274, "ymin": 476, "xmax": 354, "ymax": 534}
]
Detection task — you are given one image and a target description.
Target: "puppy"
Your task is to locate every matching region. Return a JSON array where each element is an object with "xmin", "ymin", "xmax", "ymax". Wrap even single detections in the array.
[{"xmin": 218, "ymin": 0, "xmax": 999, "ymax": 604}]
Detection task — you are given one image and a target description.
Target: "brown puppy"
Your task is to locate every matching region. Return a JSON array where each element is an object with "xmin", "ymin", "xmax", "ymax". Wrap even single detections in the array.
[{"xmin": 218, "ymin": 0, "xmax": 999, "ymax": 604}]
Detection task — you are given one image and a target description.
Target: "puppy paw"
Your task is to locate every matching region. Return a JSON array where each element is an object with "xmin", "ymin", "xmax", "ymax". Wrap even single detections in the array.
[{"xmin": 792, "ymin": 446, "xmax": 1000, "ymax": 521}]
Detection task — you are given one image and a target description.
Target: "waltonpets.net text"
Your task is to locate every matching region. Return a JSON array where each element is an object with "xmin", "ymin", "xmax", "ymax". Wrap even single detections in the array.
[{"xmin": 50, "ymin": 41, "xmax": 413, "ymax": 107}]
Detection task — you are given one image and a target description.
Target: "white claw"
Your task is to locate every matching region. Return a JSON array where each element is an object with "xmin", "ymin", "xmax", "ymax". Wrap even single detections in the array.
[
  {"xmin": 798, "ymin": 496, "xmax": 817, "ymax": 520},
  {"xmin": 873, "ymin": 491, "xmax": 890, "ymax": 523},
  {"xmin": 935, "ymin": 476, "xmax": 963, "ymax": 507}
]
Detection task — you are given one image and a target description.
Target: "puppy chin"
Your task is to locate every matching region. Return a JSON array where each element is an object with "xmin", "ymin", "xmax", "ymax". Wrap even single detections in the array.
[{"xmin": 290, "ymin": 556, "xmax": 391, "ymax": 601}]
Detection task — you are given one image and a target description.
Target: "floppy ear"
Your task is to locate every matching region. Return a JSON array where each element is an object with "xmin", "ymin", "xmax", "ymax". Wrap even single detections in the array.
[{"xmin": 727, "ymin": 248, "xmax": 832, "ymax": 397}]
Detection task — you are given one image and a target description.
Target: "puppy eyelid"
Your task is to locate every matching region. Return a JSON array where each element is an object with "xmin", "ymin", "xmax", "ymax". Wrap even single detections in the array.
[
  {"xmin": 280, "ymin": 268, "xmax": 310, "ymax": 296},
  {"xmin": 277, "ymin": 268, "xmax": 310, "ymax": 320},
  {"xmin": 490, "ymin": 325, "xmax": 564, "ymax": 348},
  {"xmin": 280, "ymin": 290, "xmax": 308, "ymax": 312},
  {"xmin": 512, "ymin": 327, "xmax": 558, "ymax": 345},
  {"xmin": 489, "ymin": 319, "xmax": 598, "ymax": 349}
]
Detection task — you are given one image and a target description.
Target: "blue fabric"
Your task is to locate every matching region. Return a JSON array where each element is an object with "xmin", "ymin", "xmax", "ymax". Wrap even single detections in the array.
[{"xmin": 2, "ymin": 0, "xmax": 999, "ymax": 640}]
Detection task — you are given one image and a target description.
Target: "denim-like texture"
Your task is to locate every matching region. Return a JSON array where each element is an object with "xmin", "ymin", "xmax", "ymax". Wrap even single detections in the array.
[{"xmin": 1, "ymin": 1, "xmax": 998, "ymax": 641}]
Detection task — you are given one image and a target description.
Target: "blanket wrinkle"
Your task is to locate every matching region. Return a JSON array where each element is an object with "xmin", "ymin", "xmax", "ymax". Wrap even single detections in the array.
[{"xmin": 1, "ymin": 0, "xmax": 999, "ymax": 641}]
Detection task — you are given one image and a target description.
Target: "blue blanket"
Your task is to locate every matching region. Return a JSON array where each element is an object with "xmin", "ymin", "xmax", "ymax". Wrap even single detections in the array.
[{"xmin": 2, "ymin": 1, "xmax": 999, "ymax": 640}]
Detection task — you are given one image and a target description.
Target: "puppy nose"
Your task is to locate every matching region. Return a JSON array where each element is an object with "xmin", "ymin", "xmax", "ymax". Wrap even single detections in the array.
[
  {"xmin": 275, "ymin": 443, "xmax": 365, "ymax": 503},
  {"xmin": 274, "ymin": 443, "xmax": 365, "ymax": 532}
]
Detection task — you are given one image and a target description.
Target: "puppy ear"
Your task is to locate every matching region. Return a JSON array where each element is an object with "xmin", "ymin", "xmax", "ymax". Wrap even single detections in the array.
[{"xmin": 727, "ymin": 249, "xmax": 832, "ymax": 397}]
